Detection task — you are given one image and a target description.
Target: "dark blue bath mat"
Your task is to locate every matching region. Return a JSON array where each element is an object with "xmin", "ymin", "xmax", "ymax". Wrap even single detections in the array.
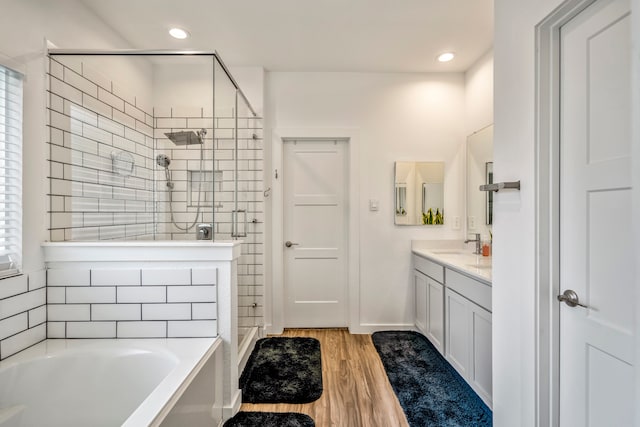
[
  {"xmin": 223, "ymin": 411, "xmax": 315, "ymax": 427},
  {"xmin": 372, "ymin": 331, "xmax": 492, "ymax": 427},
  {"xmin": 239, "ymin": 337, "xmax": 322, "ymax": 403}
]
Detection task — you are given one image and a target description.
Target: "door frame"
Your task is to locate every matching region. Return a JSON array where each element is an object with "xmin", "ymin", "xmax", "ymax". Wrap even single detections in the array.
[
  {"xmin": 535, "ymin": 1, "xmax": 634, "ymax": 426},
  {"xmin": 269, "ymin": 128, "xmax": 360, "ymax": 334}
]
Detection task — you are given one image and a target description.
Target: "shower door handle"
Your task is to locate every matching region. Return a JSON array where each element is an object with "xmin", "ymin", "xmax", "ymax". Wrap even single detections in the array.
[{"xmin": 231, "ymin": 209, "xmax": 247, "ymax": 238}]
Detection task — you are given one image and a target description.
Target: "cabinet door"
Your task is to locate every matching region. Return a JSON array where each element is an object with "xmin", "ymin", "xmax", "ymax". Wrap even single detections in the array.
[
  {"xmin": 445, "ymin": 288, "xmax": 470, "ymax": 378},
  {"xmin": 414, "ymin": 270, "xmax": 428, "ymax": 334},
  {"xmin": 470, "ymin": 303, "xmax": 492, "ymax": 407},
  {"xmin": 426, "ymin": 278, "xmax": 444, "ymax": 354}
]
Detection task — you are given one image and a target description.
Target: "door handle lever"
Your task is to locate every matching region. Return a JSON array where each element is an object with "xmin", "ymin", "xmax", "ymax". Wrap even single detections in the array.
[
  {"xmin": 557, "ymin": 289, "xmax": 590, "ymax": 309},
  {"xmin": 285, "ymin": 241, "xmax": 299, "ymax": 248}
]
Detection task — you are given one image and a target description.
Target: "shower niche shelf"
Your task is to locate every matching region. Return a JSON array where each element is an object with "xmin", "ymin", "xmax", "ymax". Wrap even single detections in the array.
[{"xmin": 187, "ymin": 170, "xmax": 221, "ymax": 208}]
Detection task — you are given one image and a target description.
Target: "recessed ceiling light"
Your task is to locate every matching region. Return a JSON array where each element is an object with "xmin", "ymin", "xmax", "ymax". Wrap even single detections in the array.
[
  {"xmin": 437, "ymin": 52, "xmax": 455, "ymax": 63},
  {"xmin": 169, "ymin": 28, "xmax": 190, "ymax": 39}
]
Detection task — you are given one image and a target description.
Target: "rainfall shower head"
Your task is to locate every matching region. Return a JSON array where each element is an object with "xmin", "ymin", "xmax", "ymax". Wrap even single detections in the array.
[{"xmin": 164, "ymin": 128, "xmax": 206, "ymax": 145}]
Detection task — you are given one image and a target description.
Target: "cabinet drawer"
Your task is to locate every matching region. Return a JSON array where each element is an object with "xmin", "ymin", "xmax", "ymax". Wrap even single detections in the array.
[
  {"xmin": 446, "ymin": 268, "xmax": 491, "ymax": 312},
  {"xmin": 413, "ymin": 255, "xmax": 444, "ymax": 283}
]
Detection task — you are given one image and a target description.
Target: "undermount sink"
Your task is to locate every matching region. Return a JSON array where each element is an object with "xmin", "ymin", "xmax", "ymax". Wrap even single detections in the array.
[{"xmin": 431, "ymin": 250, "xmax": 466, "ymax": 255}]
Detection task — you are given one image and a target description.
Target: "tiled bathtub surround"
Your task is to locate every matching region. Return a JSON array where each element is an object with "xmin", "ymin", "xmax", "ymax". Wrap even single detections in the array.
[
  {"xmin": 47, "ymin": 267, "xmax": 217, "ymax": 338},
  {"xmin": 0, "ymin": 272, "xmax": 47, "ymax": 360},
  {"xmin": 42, "ymin": 241, "xmax": 239, "ymax": 414},
  {"xmin": 47, "ymin": 57, "xmax": 155, "ymax": 241}
]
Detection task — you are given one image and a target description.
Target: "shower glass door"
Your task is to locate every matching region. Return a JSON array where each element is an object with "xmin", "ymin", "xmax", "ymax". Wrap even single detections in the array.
[
  {"xmin": 212, "ymin": 58, "xmax": 237, "ymax": 241},
  {"xmin": 235, "ymin": 95, "xmax": 263, "ymax": 347}
]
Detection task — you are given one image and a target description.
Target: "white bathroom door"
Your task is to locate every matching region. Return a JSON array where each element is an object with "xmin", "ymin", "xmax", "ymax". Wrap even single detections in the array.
[
  {"xmin": 559, "ymin": 0, "xmax": 634, "ymax": 425},
  {"xmin": 283, "ymin": 139, "xmax": 348, "ymax": 327}
]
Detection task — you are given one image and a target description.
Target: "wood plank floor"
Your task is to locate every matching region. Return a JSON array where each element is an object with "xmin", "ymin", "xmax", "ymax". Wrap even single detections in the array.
[{"xmin": 240, "ymin": 328, "xmax": 410, "ymax": 427}]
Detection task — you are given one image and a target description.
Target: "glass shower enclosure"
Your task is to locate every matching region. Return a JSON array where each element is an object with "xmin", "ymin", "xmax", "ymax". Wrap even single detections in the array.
[{"xmin": 46, "ymin": 49, "xmax": 263, "ymax": 349}]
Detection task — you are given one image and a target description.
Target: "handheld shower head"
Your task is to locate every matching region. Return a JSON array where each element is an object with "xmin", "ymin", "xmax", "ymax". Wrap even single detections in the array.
[
  {"xmin": 156, "ymin": 154, "xmax": 171, "ymax": 168},
  {"xmin": 156, "ymin": 154, "xmax": 174, "ymax": 188}
]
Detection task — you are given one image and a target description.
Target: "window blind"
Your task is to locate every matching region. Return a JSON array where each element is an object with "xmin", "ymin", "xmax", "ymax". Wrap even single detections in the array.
[{"xmin": 0, "ymin": 64, "xmax": 22, "ymax": 278}]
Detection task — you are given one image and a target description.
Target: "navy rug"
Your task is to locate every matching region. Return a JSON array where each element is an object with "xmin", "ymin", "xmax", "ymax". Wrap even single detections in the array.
[
  {"xmin": 372, "ymin": 331, "xmax": 492, "ymax": 427},
  {"xmin": 223, "ymin": 411, "xmax": 315, "ymax": 427},
  {"xmin": 240, "ymin": 337, "xmax": 322, "ymax": 403}
]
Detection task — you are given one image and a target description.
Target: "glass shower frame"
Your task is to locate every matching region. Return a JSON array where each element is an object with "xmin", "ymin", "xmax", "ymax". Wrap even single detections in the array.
[{"xmin": 46, "ymin": 49, "xmax": 257, "ymax": 242}]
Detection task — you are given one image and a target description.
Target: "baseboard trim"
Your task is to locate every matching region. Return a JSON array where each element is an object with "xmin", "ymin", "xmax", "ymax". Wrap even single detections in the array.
[
  {"xmin": 264, "ymin": 324, "xmax": 283, "ymax": 335},
  {"xmin": 349, "ymin": 323, "xmax": 416, "ymax": 334},
  {"xmin": 238, "ymin": 326, "xmax": 259, "ymax": 375},
  {"xmin": 223, "ymin": 389, "xmax": 242, "ymax": 421},
  {"xmin": 264, "ymin": 323, "xmax": 416, "ymax": 335}
]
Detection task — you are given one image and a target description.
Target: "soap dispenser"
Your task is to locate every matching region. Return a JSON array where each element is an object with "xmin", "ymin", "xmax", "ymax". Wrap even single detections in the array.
[{"xmin": 481, "ymin": 235, "xmax": 491, "ymax": 257}]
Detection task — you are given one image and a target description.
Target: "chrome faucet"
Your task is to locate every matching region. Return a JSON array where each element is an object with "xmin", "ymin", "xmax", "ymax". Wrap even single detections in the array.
[{"xmin": 465, "ymin": 233, "xmax": 482, "ymax": 255}]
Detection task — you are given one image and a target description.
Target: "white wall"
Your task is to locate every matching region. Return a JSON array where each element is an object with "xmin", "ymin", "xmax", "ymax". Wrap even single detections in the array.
[
  {"xmin": 0, "ymin": 0, "xmax": 144, "ymax": 273},
  {"xmin": 229, "ymin": 66, "xmax": 265, "ymax": 117},
  {"xmin": 465, "ymin": 49, "xmax": 494, "ymax": 135},
  {"xmin": 266, "ymin": 71, "xmax": 467, "ymax": 330},
  {"xmin": 152, "ymin": 62, "xmax": 214, "ymax": 110}
]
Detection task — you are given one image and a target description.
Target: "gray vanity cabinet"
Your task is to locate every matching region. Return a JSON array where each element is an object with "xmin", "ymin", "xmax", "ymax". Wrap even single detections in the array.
[
  {"xmin": 444, "ymin": 269, "xmax": 492, "ymax": 407},
  {"xmin": 413, "ymin": 251, "xmax": 493, "ymax": 408},
  {"xmin": 413, "ymin": 255, "xmax": 445, "ymax": 355}
]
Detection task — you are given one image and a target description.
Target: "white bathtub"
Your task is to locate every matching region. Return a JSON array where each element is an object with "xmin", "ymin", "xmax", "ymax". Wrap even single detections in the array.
[{"xmin": 0, "ymin": 338, "xmax": 222, "ymax": 427}]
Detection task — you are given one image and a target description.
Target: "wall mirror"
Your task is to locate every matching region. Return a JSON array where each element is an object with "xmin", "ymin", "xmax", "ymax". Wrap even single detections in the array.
[
  {"xmin": 466, "ymin": 125, "xmax": 493, "ymax": 235},
  {"xmin": 394, "ymin": 161, "xmax": 444, "ymax": 225}
]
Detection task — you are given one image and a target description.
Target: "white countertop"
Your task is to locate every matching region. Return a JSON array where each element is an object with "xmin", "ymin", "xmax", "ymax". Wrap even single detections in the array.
[{"xmin": 412, "ymin": 246, "xmax": 492, "ymax": 284}]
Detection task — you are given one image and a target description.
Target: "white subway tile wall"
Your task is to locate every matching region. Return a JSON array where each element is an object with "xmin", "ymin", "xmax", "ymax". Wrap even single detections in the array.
[
  {"xmin": 46, "ymin": 267, "xmax": 218, "ymax": 338},
  {"xmin": 47, "ymin": 58, "xmax": 155, "ymax": 241},
  {"xmin": 0, "ymin": 272, "xmax": 47, "ymax": 360}
]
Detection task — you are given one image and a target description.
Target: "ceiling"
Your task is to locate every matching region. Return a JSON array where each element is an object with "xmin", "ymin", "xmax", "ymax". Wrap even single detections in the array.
[{"xmin": 80, "ymin": 0, "xmax": 493, "ymax": 73}]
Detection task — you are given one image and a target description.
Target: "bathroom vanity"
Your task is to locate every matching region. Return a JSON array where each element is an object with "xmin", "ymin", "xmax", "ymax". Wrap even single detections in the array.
[{"xmin": 412, "ymin": 244, "xmax": 492, "ymax": 408}]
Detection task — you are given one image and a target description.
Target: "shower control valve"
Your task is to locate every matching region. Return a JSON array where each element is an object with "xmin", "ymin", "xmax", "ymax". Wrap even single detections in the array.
[{"xmin": 197, "ymin": 224, "xmax": 212, "ymax": 240}]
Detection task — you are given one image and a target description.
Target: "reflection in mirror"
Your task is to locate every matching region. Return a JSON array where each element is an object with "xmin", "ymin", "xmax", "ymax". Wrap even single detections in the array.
[
  {"xmin": 485, "ymin": 162, "xmax": 493, "ymax": 224},
  {"xmin": 466, "ymin": 125, "xmax": 493, "ymax": 236},
  {"xmin": 396, "ymin": 184, "xmax": 407, "ymax": 216},
  {"xmin": 394, "ymin": 161, "xmax": 444, "ymax": 225}
]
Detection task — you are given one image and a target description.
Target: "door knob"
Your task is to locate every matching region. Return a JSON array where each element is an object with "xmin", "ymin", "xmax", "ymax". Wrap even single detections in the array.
[
  {"xmin": 557, "ymin": 289, "xmax": 590, "ymax": 309},
  {"xmin": 285, "ymin": 241, "xmax": 299, "ymax": 248}
]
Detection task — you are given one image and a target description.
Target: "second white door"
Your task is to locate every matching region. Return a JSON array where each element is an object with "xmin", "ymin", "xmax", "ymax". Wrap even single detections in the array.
[
  {"xmin": 559, "ymin": 0, "xmax": 634, "ymax": 425},
  {"xmin": 283, "ymin": 139, "xmax": 347, "ymax": 327}
]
